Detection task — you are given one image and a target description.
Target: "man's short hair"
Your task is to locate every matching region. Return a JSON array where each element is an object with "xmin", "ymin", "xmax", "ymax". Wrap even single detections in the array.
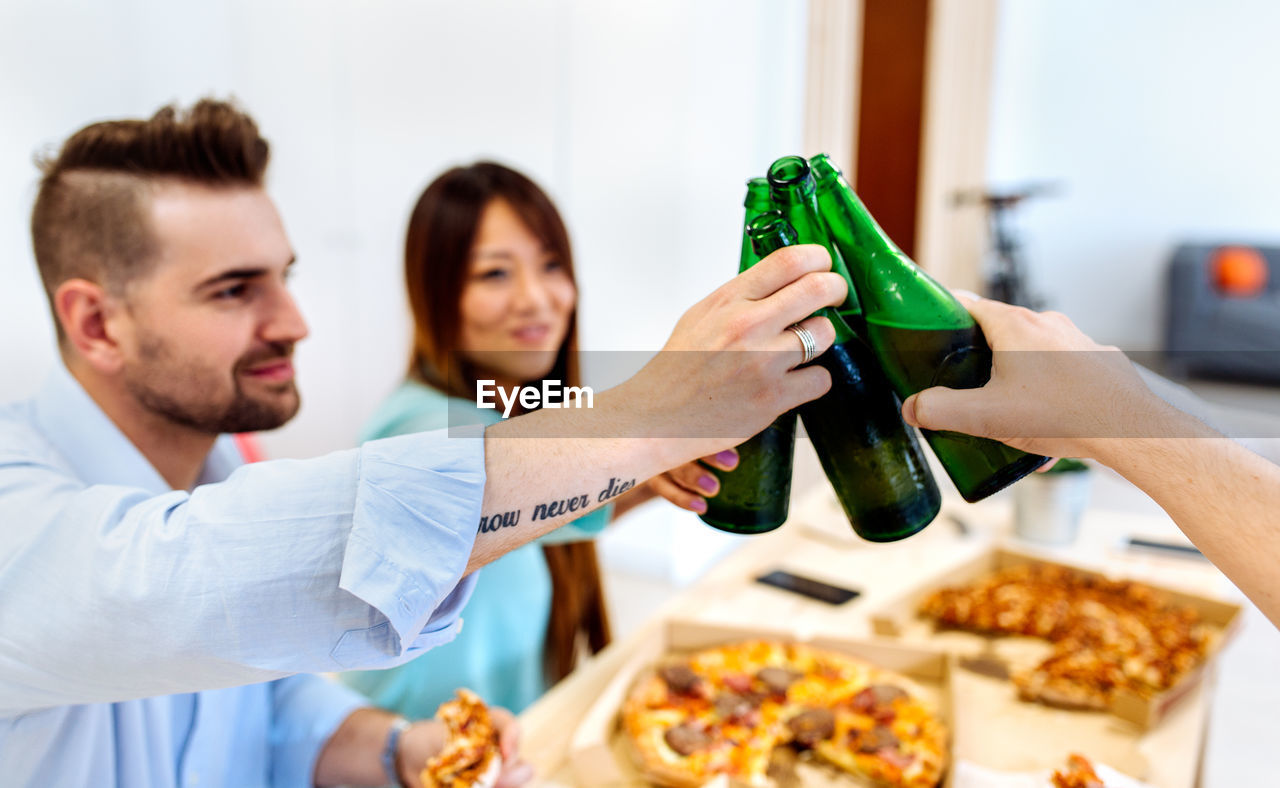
[{"xmin": 31, "ymin": 99, "xmax": 270, "ymax": 339}]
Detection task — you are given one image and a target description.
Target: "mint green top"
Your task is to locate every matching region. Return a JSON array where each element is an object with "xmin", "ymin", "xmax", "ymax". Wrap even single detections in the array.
[{"xmin": 338, "ymin": 380, "xmax": 610, "ymax": 716}]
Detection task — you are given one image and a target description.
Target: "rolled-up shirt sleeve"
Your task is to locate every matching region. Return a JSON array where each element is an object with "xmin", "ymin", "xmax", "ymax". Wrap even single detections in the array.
[
  {"xmin": 0, "ymin": 426, "xmax": 485, "ymax": 716},
  {"xmin": 335, "ymin": 427, "xmax": 483, "ymax": 667}
]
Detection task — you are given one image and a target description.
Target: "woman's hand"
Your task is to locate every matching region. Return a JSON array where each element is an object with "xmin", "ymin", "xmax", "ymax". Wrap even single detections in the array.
[
  {"xmin": 398, "ymin": 705, "xmax": 533, "ymax": 788},
  {"xmin": 489, "ymin": 708, "xmax": 533, "ymax": 788},
  {"xmin": 617, "ymin": 448, "xmax": 740, "ymax": 515}
]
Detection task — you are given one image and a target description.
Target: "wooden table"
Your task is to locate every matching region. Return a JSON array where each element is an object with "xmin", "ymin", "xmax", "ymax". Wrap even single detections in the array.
[{"xmin": 519, "ymin": 487, "xmax": 1253, "ymax": 786}]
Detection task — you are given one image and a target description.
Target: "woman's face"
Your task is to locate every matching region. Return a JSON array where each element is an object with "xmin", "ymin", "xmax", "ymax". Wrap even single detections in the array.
[{"xmin": 458, "ymin": 198, "xmax": 576, "ymax": 385}]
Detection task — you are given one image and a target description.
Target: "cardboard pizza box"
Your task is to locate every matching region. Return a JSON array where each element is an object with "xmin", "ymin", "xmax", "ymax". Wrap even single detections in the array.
[
  {"xmin": 567, "ymin": 618, "xmax": 955, "ymax": 788},
  {"xmin": 941, "ymin": 657, "xmax": 1216, "ymax": 788},
  {"xmin": 866, "ymin": 545, "xmax": 1242, "ymax": 731}
]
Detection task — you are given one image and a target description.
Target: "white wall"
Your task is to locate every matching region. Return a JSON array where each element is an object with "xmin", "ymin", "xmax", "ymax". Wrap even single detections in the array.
[
  {"xmin": 986, "ymin": 0, "xmax": 1280, "ymax": 348},
  {"xmin": 0, "ymin": 0, "xmax": 808, "ymax": 459}
]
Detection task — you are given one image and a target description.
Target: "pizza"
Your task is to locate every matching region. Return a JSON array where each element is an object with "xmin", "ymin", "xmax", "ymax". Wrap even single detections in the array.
[
  {"xmin": 620, "ymin": 640, "xmax": 948, "ymax": 787},
  {"xmin": 1051, "ymin": 753, "xmax": 1108, "ymax": 788},
  {"xmin": 918, "ymin": 564, "xmax": 1213, "ymax": 710},
  {"xmin": 421, "ymin": 689, "xmax": 501, "ymax": 788}
]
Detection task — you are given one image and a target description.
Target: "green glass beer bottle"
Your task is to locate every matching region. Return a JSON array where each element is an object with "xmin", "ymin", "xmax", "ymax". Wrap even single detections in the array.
[
  {"xmin": 738, "ymin": 177, "xmax": 774, "ymax": 265},
  {"xmin": 747, "ymin": 211, "xmax": 940, "ymax": 542},
  {"xmin": 808, "ymin": 153, "xmax": 1050, "ymax": 502},
  {"xmin": 698, "ymin": 179, "xmax": 798, "ymax": 535},
  {"xmin": 765, "ymin": 156, "xmax": 864, "ymax": 331}
]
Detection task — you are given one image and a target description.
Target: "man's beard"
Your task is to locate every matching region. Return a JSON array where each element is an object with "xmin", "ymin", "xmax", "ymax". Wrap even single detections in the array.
[{"xmin": 125, "ymin": 337, "xmax": 301, "ymax": 435}]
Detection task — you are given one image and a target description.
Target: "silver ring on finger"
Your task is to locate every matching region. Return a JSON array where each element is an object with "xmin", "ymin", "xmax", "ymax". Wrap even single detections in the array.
[{"xmin": 787, "ymin": 323, "xmax": 819, "ymax": 366}]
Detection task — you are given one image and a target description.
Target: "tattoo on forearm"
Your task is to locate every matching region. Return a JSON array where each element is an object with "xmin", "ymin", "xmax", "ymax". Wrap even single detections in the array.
[
  {"xmin": 598, "ymin": 477, "xmax": 636, "ymax": 502},
  {"xmin": 478, "ymin": 510, "xmax": 520, "ymax": 533},
  {"xmin": 533, "ymin": 494, "xmax": 590, "ymax": 520},
  {"xmin": 477, "ymin": 477, "xmax": 637, "ymax": 535}
]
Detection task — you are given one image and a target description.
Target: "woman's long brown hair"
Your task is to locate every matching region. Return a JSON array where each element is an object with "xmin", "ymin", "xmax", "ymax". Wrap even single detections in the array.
[{"xmin": 403, "ymin": 162, "xmax": 610, "ymax": 685}]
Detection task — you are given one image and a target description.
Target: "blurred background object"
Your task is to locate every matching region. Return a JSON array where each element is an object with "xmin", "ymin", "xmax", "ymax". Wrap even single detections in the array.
[
  {"xmin": 1164, "ymin": 243, "xmax": 1280, "ymax": 384},
  {"xmin": 953, "ymin": 181, "xmax": 1062, "ymax": 309},
  {"xmin": 1013, "ymin": 458, "xmax": 1092, "ymax": 545}
]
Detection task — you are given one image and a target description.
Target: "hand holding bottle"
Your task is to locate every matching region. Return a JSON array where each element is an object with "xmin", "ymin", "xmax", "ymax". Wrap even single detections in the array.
[
  {"xmin": 474, "ymin": 245, "xmax": 842, "ymax": 573},
  {"xmin": 900, "ymin": 293, "xmax": 1162, "ymax": 460},
  {"xmin": 804, "ymin": 153, "xmax": 1050, "ymax": 500},
  {"xmin": 747, "ymin": 209, "xmax": 940, "ymax": 541},
  {"xmin": 696, "ymin": 178, "xmax": 800, "ymax": 535},
  {"xmin": 614, "ymin": 244, "xmax": 843, "ymax": 460}
]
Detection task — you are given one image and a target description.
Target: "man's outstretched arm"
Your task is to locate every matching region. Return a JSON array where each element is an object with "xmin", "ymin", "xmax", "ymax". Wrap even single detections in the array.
[
  {"xmin": 0, "ymin": 246, "xmax": 844, "ymax": 713},
  {"xmin": 464, "ymin": 244, "xmax": 843, "ymax": 574}
]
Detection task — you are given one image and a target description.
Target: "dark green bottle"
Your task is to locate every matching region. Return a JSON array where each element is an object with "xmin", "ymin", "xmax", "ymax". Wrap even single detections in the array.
[
  {"xmin": 747, "ymin": 211, "xmax": 940, "ymax": 542},
  {"xmin": 808, "ymin": 153, "xmax": 1050, "ymax": 502},
  {"xmin": 765, "ymin": 156, "xmax": 864, "ymax": 331},
  {"xmin": 738, "ymin": 177, "xmax": 774, "ymax": 266},
  {"xmin": 698, "ymin": 179, "xmax": 798, "ymax": 535}
]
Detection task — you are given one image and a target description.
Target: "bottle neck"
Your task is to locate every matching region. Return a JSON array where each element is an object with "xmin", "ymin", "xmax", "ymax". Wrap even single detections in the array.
[
  {"xmin": 812, "ymin": 171, "xmax": 898, "ymax": 258},
  {"xmin": 768, "ymin": 188, "xmax": 863, "ymax": 319},
  {"xmin": 739, "ymin": 179, "xmax": 777, "ymax": 272},
  {"xmin": 743, "ymin": 182, "xmax": 773, "ymax": 216},
  {"xmin": 748, "ymin": 219, "xmax": 856, "ymax": 347},
  {"xmin": 808, "ymin": 161, "xmax": 970, "ymax": 331},
  {"xmin": 769, "ymin": 180, "xmax": 813, "ymax": 207}
]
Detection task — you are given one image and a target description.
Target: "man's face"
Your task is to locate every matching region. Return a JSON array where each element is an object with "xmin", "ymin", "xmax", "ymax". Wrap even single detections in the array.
[{"xmin": 113, "ymin": 183, "xmax": 308, "ymax": 434}]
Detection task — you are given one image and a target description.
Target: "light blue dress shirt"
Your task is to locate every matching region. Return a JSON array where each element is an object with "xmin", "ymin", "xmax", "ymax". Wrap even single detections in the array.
[
  {"xmin": 340, "ymin": 381, "xmax": 608, "ymax": 716},
  {"xmin": 0, "ymin": 365, "xmax": 485, "ymax": 787}
]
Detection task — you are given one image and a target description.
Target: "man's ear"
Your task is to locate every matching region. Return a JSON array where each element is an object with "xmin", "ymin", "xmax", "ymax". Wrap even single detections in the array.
[{"xmin": 55, "ymin": 278, "xmax": 127, "ymax": 374}]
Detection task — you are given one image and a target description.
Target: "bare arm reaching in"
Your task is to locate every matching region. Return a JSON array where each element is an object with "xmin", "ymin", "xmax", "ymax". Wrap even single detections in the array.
[{"xmin": 901, "ymin": 295, "xmax": 1280, "ymax": 627}]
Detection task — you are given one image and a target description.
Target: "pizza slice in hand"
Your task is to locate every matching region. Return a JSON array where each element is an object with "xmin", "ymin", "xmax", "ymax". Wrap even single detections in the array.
[{"xmin": 421, "ymin": 689, "xmax": 502, "ymax": 788}]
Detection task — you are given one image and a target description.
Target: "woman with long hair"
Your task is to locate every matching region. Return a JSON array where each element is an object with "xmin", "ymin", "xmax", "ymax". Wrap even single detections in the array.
[{"xmin": 340, "ymin": 162, "xmax": 733, "ymax": 717}]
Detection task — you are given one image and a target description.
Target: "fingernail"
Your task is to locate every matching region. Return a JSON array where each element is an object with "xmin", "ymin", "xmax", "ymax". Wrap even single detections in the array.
[
  {"xmin": 715, "ymin": 449, "xmax": 739, "ymax": 469},
  {"xmin": 901, "ymin": 396, "xmax": 918, "ymax": 427},
  {"xmin": 691, "ymin": 498, "xmax": 708, "ymax": 513},
  {"xmin": 952, "ymin": 289, "xmax": 982, "ymax": 301},
  {"xmin": 697, "ymin": 474, "xmax": 718, "ymax": 494}
]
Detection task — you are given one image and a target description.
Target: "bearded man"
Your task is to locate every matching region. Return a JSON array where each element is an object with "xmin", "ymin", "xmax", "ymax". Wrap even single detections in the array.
[{"xmin": 0, "ymin": 99, "xmax": 845, "ymax": 787}]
